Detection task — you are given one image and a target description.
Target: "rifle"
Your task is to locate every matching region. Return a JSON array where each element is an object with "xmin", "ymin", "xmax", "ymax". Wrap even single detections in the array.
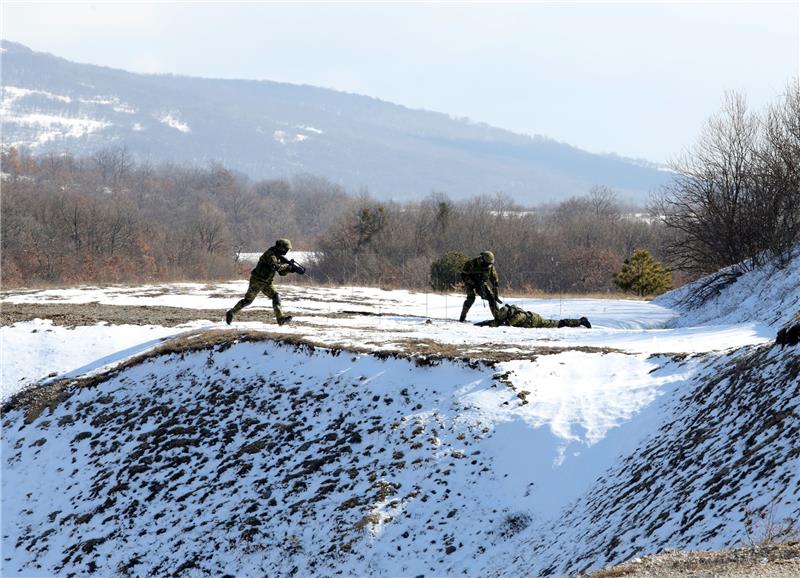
[
  {"xmin": 275, "ymin": 256, "xmax": 306, "ymax": 275},
  {"xmin": 467, "ymin": 273, "xmax": 502, "ymax": 304}
]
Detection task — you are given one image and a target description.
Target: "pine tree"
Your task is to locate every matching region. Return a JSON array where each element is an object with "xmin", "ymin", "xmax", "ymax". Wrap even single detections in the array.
[
  {"xmin": 613, "ymin": 249, "xmax": 672, "ymax": 297},
  {"xmin": 430, "ymin": 251, "xmax": 469, "ymax": 291}
]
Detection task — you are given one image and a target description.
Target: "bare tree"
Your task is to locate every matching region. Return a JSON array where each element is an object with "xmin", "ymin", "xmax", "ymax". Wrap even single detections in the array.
[{"xmin": 655, "ymin": 93, "xmax": 761, "ymax": 274}]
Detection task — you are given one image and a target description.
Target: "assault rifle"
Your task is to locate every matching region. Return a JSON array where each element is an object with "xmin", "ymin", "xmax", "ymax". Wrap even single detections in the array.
[
  {"xmin": 281, "ymin": 256, "xmax": 306, "ymax": 275},
  {"xmin": 273, "ymin": 256, "xmax": 306, "ymax": 275},
  {"xmin": 466, "ymin": 272, "xmax": 502, "ymax": 304}
]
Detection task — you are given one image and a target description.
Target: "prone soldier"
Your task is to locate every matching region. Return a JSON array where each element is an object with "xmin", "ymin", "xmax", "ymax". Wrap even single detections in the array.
[
  {"xmin": 476, "ymin": 304, "xmax": 592, "ymax": 329},
  {"xmin": 226, "ymin": 238, "xmax": 304, "ymax": 326}
]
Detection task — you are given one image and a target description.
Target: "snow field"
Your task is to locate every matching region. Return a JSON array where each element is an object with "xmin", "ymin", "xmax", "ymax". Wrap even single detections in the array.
[{"xmin": 0, "ymin": 281, "xmax": 775, "ymax": 402}]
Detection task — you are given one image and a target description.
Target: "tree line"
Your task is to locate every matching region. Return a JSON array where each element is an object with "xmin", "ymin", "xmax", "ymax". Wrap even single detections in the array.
[
  {"xmin": 3, "ymin": 81, "xmax": 794, "ymax": 294},
  {"xmin": 313, "ymin": 187, "xmax": 672, "ymax": 293},
  {"xmin": 1, "ymin": 148, "xmax": 356, "ymax": 286},
  {"xmin": 2, "ymin": 144, "xmax": 674, "ymax": 292}
]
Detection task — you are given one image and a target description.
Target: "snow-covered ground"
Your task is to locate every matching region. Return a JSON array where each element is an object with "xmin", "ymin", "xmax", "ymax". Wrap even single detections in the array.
[
  {"xmin": 1, "ymin": 264, "xmax": 797, "ymax": 577},
  {"xmin": 0, "ymin": 282, "xmax": 775, "ymax": 402}
]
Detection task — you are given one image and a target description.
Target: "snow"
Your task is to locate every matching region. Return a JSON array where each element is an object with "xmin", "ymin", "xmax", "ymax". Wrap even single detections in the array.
[
  {"xmin": 2, "ymin": 85, "xmax": 72, "ymax": 104},
  {"xmin": 0, "ymin": 339, "xmax": 700, "ymax": 577},
  {"xmin": 1, "ymin": 256, "xmax": 797, "ymax": 577},
  {"xmin": 159, "ymin": 112, "xmax": 191, "ymax": 133},
  {"xmin": 78, "ymin": 95, "xmax": 136, "ymax": 114},
  {"xmin": 655, "ymin": 248, "xmax": 800, "ymax": 328},
  {"xmin": 0, "ymin": 281, "xmax": 774, "ymax": 403},
  {"xmin": 0, "ymin": 318, "xmax": 211, "ymax": 402},
  {"xmin": 0, "ymin": 112, "xmax": 110, "ymax": 147},
  {"xmin": 298, "ymin": 125, "xmax": 324, "ymax": 134}
]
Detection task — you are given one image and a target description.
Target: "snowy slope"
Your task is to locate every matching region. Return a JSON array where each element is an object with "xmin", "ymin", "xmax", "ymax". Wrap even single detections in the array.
[
  {"xmin": 0, "ymin": 338, "xmax": 695, "ymax": 577},
  {"xmin": 504, "ymin": 343, "xmax": 800, "ymax": 577},
  {"xmin": 654, "ymin": 248, "xmax": 800, "ymax": 329}
]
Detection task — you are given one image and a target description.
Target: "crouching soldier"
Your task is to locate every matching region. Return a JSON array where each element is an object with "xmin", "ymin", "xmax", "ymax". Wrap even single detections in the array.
[
  {"xmin": 476, "ymin": 304, "xmax": 591, "ymax": 329},
  {"xmin": 460, "ymin": 250, "xmax": 501, "ymax": 322},
  {"xmin": 226, "ymin": 238, "xmax": 304, "ymax": 326}
]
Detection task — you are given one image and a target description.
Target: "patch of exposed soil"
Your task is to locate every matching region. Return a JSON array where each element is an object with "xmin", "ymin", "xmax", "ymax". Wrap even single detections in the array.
[
  {"xmin": 1, "ymin": 302, "xmax": 269, "ymax": 327},
  {"xmin": 580, "ymin": 542, "xmax": 800, "ymax": 578}
]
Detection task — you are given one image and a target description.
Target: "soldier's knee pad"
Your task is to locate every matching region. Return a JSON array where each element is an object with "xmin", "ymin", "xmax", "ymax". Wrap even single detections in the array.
[{"xmin": 272, "ymin": 293, "xmax": 281, "ymax": 306}]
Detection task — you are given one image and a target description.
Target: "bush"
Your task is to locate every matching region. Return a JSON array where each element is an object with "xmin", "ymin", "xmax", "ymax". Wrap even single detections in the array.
[
  {"xmin": 613, "ymin": 249, "xmax": 672, "ymax": 297},
  {"xmin": 430, "ymin": 251, "xmax": 468, "ymax": 291}
]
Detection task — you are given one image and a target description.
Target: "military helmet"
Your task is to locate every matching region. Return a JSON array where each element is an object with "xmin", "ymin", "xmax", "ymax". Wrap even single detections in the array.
[
  {"xmin": 480, "ymin": 250, "xmax": 495, "ymax": 265},
  {"xmin": 496, "ymin": 305, "xmax": 510, "ymax": 320},
  {"xmin": 275, "ymin": 238, "xmax": 292, "ymax": 253}
]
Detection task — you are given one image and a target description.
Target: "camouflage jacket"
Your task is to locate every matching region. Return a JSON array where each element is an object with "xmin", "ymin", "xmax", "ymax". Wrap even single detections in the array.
[
  {"xmin": 477, "ymin": 305, "xmax": 559, "ymax": 328},
  {"xmin": 251, "ymin": 248, "xmax": 291, "ymax": 283},
  {"xmin": 461, "ymin": 257, "xmax": 499, "ymax": 288}
]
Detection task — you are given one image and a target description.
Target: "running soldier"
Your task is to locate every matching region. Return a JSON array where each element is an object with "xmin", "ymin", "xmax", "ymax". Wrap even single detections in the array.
[{"xmin": 226, "ymin": 238, "xmax": 304, "ymax": 326}]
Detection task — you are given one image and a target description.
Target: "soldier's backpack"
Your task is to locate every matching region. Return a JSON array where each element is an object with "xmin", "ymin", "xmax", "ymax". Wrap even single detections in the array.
[{"xmin": 504, "ymin": 304, "xmax": 533, "ymax": 326}]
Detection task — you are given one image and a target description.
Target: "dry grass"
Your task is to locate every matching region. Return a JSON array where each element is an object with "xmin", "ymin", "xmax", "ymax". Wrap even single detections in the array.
[{"xmin": 580, "ymin": 541, "xmax": 800, "ymax": 577}]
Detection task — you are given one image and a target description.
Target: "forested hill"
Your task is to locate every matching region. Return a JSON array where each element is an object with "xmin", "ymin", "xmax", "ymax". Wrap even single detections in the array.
[{"xmin": 1, "ymin": 40, "xmax": 671, "ymax": 202}]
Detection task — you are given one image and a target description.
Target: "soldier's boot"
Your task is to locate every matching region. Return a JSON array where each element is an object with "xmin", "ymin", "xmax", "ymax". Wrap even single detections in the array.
[
  {"xmin": 226, "ymin": 297, "xmax": 252, "ymax": 324},
  {"xmin": 460, "ymin": 296, "xmax": 475, "ymax": 322},
  {"xmin": 272, "ymin": 294, "xmax": 286, "ymax": 325}
]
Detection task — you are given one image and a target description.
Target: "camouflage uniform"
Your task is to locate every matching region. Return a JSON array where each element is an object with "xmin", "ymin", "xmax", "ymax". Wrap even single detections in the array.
[
  {"xmin": 460, "ymin": 251, "xmax": 501, "ymax": 322},
  {"xmin": 226, "ymin": 239, "xmax": 297, "ymax": 325},
  {"xmin": 476, "ymin": 304, "xmax": 591, "ymax": 329}
]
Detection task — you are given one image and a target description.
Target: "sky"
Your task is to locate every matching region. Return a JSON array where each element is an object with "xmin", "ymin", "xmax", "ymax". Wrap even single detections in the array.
[{"xmin": 2, "ymin": 1, "xmax": 798, "ymax": 163}]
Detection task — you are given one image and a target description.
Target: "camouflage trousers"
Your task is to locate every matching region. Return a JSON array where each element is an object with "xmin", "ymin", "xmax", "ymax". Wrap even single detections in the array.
[
  {"xmin": 508, "ymin": 310, "xmax": 560, "ymax": 328},
  {"xmin": 229, "ymin": 275, "xmax": 284, "ymax": 320},
  {"xmin": 460, "ymin": 282, "xmax": 500, "ymax": 321}
]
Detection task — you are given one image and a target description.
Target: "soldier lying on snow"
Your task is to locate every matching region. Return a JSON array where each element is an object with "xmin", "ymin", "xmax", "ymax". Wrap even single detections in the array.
[
  {"xmin": 226, "ymin": 238, "xmax": 305, "ymax": 326},
  {"xmin": 475, "ymin": 304, "xmax": 592, "ymax": 329}
]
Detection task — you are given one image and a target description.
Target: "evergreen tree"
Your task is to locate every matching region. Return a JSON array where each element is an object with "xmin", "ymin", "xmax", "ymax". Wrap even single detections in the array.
[
  {"xmin": 613, "ymin": 249, "xmax": 672, "ymax": 297},
  {"xmin": 430, "ymin": 251, "xmax": 469, "ymax": 291}
]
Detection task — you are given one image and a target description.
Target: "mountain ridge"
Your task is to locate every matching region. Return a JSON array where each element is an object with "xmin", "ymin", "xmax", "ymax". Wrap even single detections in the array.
[{"xmin": 1, "ymin": 40, "xmax": 672, "ymax": 202}]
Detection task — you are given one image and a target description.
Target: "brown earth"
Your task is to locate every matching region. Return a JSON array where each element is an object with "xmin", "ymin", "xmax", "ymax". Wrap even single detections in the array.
[
  {"xmin": 2, "ymin": 302, "xmax": 243, "ymax": 327},
  {"xmin": 581, "ymin": 542, "xmax": 800, "ymax": 578}
]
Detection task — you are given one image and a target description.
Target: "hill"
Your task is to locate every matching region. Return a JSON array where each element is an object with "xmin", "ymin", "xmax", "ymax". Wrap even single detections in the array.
[{"xmin": 0, "ymin": 40, "xmax": 672, "ymax": 202}]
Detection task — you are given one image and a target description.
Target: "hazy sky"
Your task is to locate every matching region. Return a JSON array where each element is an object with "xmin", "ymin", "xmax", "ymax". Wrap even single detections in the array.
[{"xmin": 3, "ymin": 1, "xmax": 798, "ymax": 163}]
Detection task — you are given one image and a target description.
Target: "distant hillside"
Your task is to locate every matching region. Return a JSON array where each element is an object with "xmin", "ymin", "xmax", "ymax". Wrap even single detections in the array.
[{"xmin": 0, "ymin": 40, "xmax": 672, "ymax": 202}]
